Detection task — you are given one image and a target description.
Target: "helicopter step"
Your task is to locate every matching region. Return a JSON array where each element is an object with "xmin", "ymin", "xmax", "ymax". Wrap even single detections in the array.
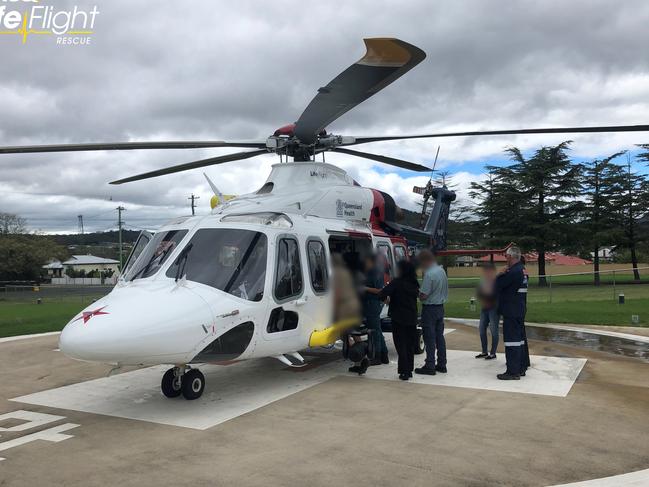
[
  {"xmin": 273, "ymin": 352, "xmax": 306, "ymax": 367},
  {"xmin": 161, "ymin": 365, "xmax": 206, "ymax": 400}
]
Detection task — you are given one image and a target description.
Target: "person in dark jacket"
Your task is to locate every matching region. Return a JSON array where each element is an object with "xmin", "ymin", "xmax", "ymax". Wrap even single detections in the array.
[
  {"xmin": 362, "ymin": 254, "xmax": 389, "ymax": 365},
  {"xmin": 378, "ymin": 260, "xmax": 420, "ymax": 381},
  {"xmin": 494, "ymin": 246, "xmax": 527, "ymax": 380}
]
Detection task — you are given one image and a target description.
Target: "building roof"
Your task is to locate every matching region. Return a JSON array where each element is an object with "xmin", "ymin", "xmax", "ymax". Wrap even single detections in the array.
[
  {"xmin": 63, "ymin": 255, "xmax": 119, "ymax": 265},
  {"xmin": 42, "ymin": 260, "xmax": 63, "ymax": 269}
]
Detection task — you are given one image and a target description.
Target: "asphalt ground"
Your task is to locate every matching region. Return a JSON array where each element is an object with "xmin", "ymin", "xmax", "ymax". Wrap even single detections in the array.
[{"xmin": 0, "ymin": 322, "xmax": 648, "ymax": 487}]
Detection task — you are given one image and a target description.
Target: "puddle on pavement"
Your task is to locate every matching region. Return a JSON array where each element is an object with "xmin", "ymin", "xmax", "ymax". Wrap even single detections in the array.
[{"xmin": 526, "ymin": 326, "xmax": 649, "ymax": 362}]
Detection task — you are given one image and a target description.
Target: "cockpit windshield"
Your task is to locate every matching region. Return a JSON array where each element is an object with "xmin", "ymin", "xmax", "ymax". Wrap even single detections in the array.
[
  {"xmin": 124, "ymin": 229, "xmax": 188, "ymax": 281},
  {"xmin": 166, "ymin": 228, "xmax": 267, "ymax": 302}
]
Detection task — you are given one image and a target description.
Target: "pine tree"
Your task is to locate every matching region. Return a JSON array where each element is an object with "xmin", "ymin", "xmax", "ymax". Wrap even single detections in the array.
[
  {"xmin": 612, "ymin": 154, "xmax": 649, "ymax": 280},
  {"xmin": 581, "ymin": 152, "xmax": 626, "ymax": 285},
  {"xmin": 505, "ymin": 142, "xmax": 583, "ymax": 285}
]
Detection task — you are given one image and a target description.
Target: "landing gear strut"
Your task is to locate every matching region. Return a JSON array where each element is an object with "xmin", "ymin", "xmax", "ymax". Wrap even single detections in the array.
[{"xmin": 161, "ymin": 366, "xmax": 205, "ymax": 400}]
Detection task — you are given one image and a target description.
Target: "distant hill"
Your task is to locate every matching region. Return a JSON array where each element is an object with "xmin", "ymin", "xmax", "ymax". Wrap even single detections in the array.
[
  {"xmin": 51, "ymin": 230, "xmax": 140, "ymax": 246},
  {"xmin": 48, "ymin": 230, "xmax": 140, "ymax": 261}
]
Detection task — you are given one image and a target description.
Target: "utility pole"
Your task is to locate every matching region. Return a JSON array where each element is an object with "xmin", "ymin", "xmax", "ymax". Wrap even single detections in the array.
[
  {"xmin": 116, "ymin": 206, "xmax": 126, "ymax": 269},
  {"xmin": 77, "ymin": 214, "xmax": 84, "ymax": 234},
  {"xmin": 188, "ymin": 194, "xmax": 200, "ymax": 216}
]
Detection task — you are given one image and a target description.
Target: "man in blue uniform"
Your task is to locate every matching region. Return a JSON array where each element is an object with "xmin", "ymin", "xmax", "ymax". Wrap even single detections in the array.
[{"xmin": 494, "ymin": 246, "xmax": 527, "ymax": 380}]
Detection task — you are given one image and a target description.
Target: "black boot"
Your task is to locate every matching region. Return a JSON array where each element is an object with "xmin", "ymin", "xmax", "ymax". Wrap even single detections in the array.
[
  {"xmin": 381, "ymin": 352, "xmax": 390, "ymax": 364},
  {"xmin": 497, "ymin": 372, "xmax": 520, "ymax": 380},
  {"xmin": 415, "ymin": 366, "xmax": 436, "ymax": 375},
  {"xmin": 358, "ymin": 357, "xmax": 369, "ymax": 375}
]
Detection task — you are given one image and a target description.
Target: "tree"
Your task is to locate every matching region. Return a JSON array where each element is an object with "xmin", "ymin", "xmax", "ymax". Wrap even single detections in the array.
[
  {"xmin": 471, "ymin": 142, "xmax": 583, "ymax": 284},
  {"xmin": 0, "ymin": 212, "xmax": 67, "ymax": 281},
  {"xmin": 469, "ymin": 167, "xmax": 527, "ymax": 249},
  {"xmin": 580, "ymin": 152, "xmax": 626, "ymax": 285},
  {"xmin": 0, "ymin": 213, "xmax": 27, "ymax": 235},
  {"xmin": 611, "ymin": 154, "xmax": 649, "ymax": 280}
]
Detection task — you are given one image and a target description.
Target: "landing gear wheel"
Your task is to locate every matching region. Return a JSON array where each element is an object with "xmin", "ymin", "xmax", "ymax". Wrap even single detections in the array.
[
  {"xmin": 181, "ymin": 369, "xmax": 205, "ymax": 400},
  {"xmin": 161, "ymin": 368, "xmax": 182, "ymax": 398},
  {"xmin": 415, "ymin": 329, "xmax": 425, "ymax": 355}
]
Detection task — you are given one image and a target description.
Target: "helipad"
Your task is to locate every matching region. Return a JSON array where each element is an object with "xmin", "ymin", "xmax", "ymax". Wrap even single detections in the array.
[{"xmin": 1, "ymin": 323, "xmax": 648, "ymax": 487}]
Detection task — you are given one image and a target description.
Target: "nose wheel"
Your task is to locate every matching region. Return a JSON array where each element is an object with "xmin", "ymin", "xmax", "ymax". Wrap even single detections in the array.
[{"xmin": 161, "ymin": 366, "xmax": 205, "ymax": 400}]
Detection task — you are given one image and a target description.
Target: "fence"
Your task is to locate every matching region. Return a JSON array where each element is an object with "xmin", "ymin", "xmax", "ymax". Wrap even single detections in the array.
[
  {"xmin": 51, "ymin": 276, "xmax": 118, "ymax": 286},
  {"xmin": 1, "ymin": 283, "xmax": 113, "ymax": 304},
  {"xmin": 446, "ymin": 267, "xmax": 649, "ymax": 326}
]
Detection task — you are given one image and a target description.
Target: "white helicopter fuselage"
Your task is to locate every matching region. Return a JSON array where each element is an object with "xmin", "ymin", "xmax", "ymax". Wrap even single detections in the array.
[{"xmin": 59, "ymin": 162, "xmax": 408, "ymax": 367}]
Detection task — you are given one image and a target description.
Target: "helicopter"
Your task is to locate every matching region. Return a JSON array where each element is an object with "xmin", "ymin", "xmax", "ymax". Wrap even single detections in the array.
[{"xmin": 2, "ymin": 38, "xmax": 648, "ymax": 400}]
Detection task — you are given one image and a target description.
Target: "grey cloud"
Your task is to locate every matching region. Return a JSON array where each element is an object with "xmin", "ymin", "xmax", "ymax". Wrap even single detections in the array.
[{"xmin": 1, "ymin": 0, "xmax": 648, "ymax": 232}]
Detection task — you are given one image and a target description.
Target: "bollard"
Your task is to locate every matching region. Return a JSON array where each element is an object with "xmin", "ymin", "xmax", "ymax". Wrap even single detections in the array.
[
  {"xmin": 37, "ymin": 298, "xmax": 42, "ymax": 305},
  {"xmin": 618, "ymin": 293, "xmax": 625, "ymax": 305},
  {"xmin": 470, "ymin": 297, "xmax": 476, "ymax": 312}
]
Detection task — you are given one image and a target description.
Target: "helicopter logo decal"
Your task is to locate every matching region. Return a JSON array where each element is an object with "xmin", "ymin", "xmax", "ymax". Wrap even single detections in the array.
[{"xmin": 72, "ymin": 306, "xmax": 109, "ymax": 324}]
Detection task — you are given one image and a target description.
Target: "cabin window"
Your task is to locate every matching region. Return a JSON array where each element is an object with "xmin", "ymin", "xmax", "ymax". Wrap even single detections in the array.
[
  {"xmin": 307, "ymin": 239, "xmax": 328, "ymax": 293},
  {"xmin": 274, "ymin": 237, "xmax": 303, "ymax": 301},
  {"xmin": 376, "ymin": 243, "xmax": 395, "ymax": 282},
  {"xmin": 267, "ymin": 307, "xmax": 299, "ymax": 333},
  {"xmin": 165, "ymin": 229, "xmax": 267, "ymax": 301},
  {"xmin": 125, "ymin": 229, "xmax": 188, "ymax": 281},
  {"xmin": 394, "ymin": 245, "xmax": 407, "ymax": 263}
]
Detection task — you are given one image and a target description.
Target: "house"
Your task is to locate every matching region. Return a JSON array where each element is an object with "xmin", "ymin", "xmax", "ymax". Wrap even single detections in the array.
[
  {"xmin": 590, "ymin": 247, "xmax": 615, "ymax": 262},
  {"xmin": 62, "ymin": 255, "xmax": 120, "ymax": 275},
  {"xmin": 42, "ymin": 260, "xmax": 64, "ymax": 277},
  {"xmin": 454, "ymin": 255, "xmax": 479, "ymax": 267},
  {"xmin": 43, "ymin": 254, "xmax": 120, "ymax": 277}
]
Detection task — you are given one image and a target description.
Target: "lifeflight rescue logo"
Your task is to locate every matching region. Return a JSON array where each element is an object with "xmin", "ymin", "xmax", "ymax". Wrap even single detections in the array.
[{"xmin": 0, "ymin": 0, "xmax": 99, "ymax": 45}]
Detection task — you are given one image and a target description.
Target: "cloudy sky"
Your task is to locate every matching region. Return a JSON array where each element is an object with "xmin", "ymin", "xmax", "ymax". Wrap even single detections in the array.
[{"xmin": 2, "ymin": 0, "xmax": 649, "ymax": 233}]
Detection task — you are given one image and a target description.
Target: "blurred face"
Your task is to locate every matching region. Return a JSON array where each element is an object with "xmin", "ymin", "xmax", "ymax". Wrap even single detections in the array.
[
  {"xmin": 483, "ymin": 267, "xmax": 496, "ymax": 278},
  {"xmin": 506, "ymin": 253, "xmax": 518, "ymax": 267}
]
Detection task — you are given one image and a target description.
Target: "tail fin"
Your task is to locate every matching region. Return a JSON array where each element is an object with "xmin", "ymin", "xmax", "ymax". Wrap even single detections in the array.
[{"xmin": 423, "ymin": 186, "xmax": 456, "ymax": 251}]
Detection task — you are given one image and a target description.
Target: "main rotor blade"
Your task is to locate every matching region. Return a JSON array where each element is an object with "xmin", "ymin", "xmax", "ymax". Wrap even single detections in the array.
[
  {"xmin": 0, "ymin": 140, "xmax": 266, "ymax": 154},
  {"xmin": 333, "ymin": 147, "xmax": 431, "ymax": 172},
  {"xmin": 294, "ymin": 38, "xmax": 426, "ymax": 145},
  {"xmin": 349, "ymin": 124, "xmax": 649, "ymax": 145},
  {"xmin": 110, "ymin": 149, "xmax": 268, "ymax": 185}
]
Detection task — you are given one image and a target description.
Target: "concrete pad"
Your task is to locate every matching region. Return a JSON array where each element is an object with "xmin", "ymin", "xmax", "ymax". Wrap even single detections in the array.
[
  {"xmin": 10, "ymin": 357, "xmax": 341, "ymax": 430},
  {"xmin": 360, "ymin": 349, "xmax": 586, "ymax": 397},
  {"xmin": 11, "ymin": 328, "xmax": 586, "ymax": 432},
  {"xmin": 551, "ymin": 467, "xmax": 649, "ymax": 486}
]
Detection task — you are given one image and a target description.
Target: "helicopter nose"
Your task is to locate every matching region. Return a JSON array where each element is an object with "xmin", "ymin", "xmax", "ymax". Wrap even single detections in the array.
[{"xmin": 59, "ymin": 286, "xmax": 214, "ymax": 364}]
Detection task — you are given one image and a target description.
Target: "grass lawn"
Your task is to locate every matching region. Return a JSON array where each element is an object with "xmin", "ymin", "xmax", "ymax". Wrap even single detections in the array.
[
  {"xmin": 0, "ymin": 283, "xmax": 647, "ymax": 339},
  {"xmin": 0, "ymin": 296, "xmax": 103, "ymax": 338},
  {"xmin": 445, "ymin": 284, "xmax": 649, "ymax": 326}
]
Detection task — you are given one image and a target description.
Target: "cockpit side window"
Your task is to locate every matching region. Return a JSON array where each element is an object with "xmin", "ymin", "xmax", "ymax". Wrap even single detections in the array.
[
  {"xmin": 124, "ymin": 230, "xmax": 188, "ymax": 281},
  {"xmin": 166, "ymin": 229, "xmax": 267, "ymax": 302},
  {"xmin": 274, "ymin": 237, "xmax": 303, "ymax": 301}
]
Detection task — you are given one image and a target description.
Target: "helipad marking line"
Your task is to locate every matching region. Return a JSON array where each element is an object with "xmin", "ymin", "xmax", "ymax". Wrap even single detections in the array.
[
  {"xmin": 0, "ymin": 331, "xmax": 60, "ymax": 344},
  {"xmin": 0, "ymin": 423, "xmax": 80, "ymax": 461},
  {"xmin": 550, "ymin": 467, "xmax": 649, "ymax": 486}
]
